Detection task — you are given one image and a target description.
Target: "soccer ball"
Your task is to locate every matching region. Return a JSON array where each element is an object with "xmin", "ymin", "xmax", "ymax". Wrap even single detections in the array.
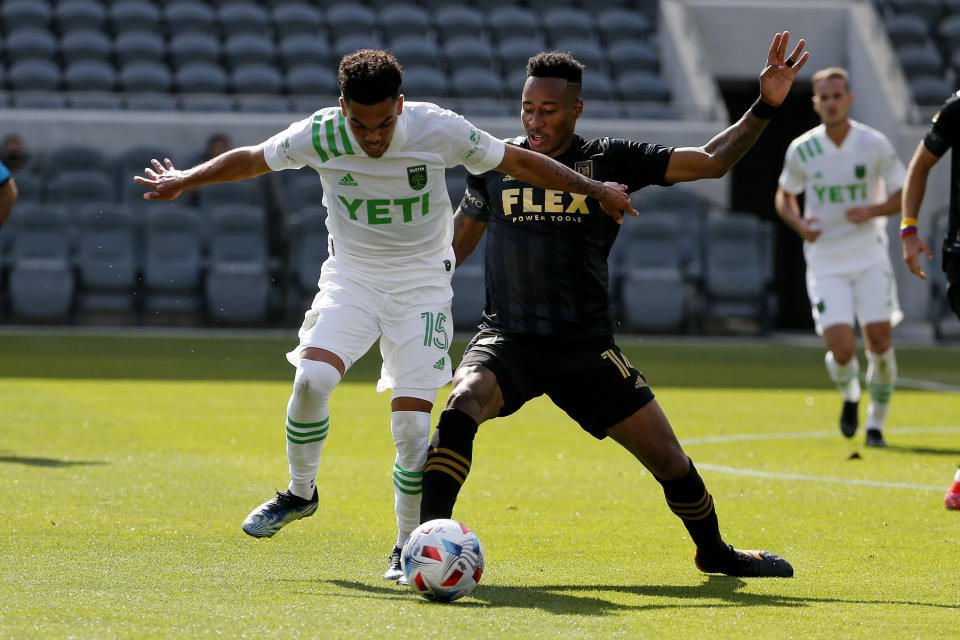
[{"xmin": 400, "ymin": 518, "xmax": 484, "ymax": 602}]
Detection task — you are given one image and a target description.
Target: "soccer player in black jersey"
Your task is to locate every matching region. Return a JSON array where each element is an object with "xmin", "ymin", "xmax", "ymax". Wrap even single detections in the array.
[
  {"xmin": 900, "ymin": 90, "xmax": 960, "ymax": 510},
  {"xmin": 417, "ymin": 32, "xmax": 809, "ymax": 578}
]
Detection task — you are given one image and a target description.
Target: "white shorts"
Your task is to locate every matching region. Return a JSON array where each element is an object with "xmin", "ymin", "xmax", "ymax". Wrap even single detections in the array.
[
  {"xmin": 806, "ymin": 260, "xmax": 903, "ymax": 335},
  {"xmin": 287, "ymin": 248, "xmax": 455, "ymax": 398}
]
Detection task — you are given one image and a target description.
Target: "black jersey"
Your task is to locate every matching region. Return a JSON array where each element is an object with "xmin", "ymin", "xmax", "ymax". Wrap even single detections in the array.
[
  {"xmin": 459, "ymin": 135, "xmax": 673, "ymax": 337},
  {"xmin": 923, "ymin": 90, "xmax": 960, "ymax": 253}
]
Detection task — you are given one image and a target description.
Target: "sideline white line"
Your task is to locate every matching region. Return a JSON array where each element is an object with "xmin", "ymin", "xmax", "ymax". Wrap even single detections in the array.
[
  {"xmin": 695, "ymin": 463, "xmax": 945, "ymax": 492},
  {"xmin": 679, "ymin": 426, "xmax": 960, "ymax": 446},
  {"xmin": 897, "ymin": 377, "xmax": 960, "ymax": 393}
]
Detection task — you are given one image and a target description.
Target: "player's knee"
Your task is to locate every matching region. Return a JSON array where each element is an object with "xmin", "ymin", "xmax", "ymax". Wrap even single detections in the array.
[
  {"xmin": 652, "ymin": 448, "xmax": 691, "ymax": 482},
  {"xmin": 831, "ymin": 345, "xmax": 856, "ymax": 365},
  {"xmin": 292, "ymin": 359, "xmax": 341, "ymax": 402},
  {"xmin": 446, "ymin": 367, "xmax": 496, "ymax": 413}
]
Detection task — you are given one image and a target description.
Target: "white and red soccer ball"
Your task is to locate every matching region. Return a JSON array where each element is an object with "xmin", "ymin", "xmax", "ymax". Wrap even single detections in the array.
[{"xmin": 400, "ymin": 519, "xmax": 484, "ymax": 602}]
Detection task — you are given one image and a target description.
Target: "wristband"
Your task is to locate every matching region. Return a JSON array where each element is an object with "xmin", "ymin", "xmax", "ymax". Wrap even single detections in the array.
[
  {"xmin": 899, "ymin": 217, "xmax": 918, "ymax": 238},
  {"xmin": 750, "ymin": 97, "xmax": 778, "ymax": 119}
]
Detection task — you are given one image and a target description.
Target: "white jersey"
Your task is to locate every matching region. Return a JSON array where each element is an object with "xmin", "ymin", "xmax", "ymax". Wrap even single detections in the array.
[
  {"xmin": 263, "ymin": 101, "xmax": 505, "ymax": 279},
  {"xmin": 778, "ymin": 120, "xmax": 905, "ymax": 276}
]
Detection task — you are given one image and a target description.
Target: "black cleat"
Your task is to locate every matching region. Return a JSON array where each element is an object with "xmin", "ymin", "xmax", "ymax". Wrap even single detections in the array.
[
  {"xmin": 865, "ymin": 429, "xmax": 887, "ymax": 448},
  {"xmin": 695, "ymin": 545, "xmax": 794, "ymax": 578},
  {"xmin": 840, "ymin": 400, "xmax": 859, "ymax": 438},
  {"xmin": 241, "ymin": 488, "xmax": 318, "ymax": 538},
  {"xmin": 383, "ymin": 544, "xmax": 404, "ymax": 582}
]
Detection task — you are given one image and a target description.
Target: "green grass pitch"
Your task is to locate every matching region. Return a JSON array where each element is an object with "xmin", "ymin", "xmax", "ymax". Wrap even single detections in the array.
[{"xmin": 1, "ymin": 333, "xmax": 958, "ymax": 639}]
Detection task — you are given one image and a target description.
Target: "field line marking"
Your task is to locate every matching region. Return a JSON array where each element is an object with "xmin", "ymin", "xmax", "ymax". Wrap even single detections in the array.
[
  {"xmin": 695, "ymin": 463, "xmax": 946, "ymax": 491},
  {"xmin": 679, "ymin": 426, "xmax": 960, "ymax": 446},
  {"xmin": 897, "ymin": 377, "xmax": 960, "ymax": 393}
]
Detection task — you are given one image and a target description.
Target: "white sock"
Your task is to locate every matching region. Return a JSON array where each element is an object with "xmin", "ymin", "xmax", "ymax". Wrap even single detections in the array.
[
  {"xmin": 391, "ymin": 410, "xmax": 431, "ymax": 546},
  {"xmin": 285, "ymin": 360, "xmax": 341, "ymax": 500},
  {"xmin": 865, "ymin": 348, "xmax": 896, "ymax": 432},
  {"xmin": 825, "ymin": 351, "xmax": 861, "ymax": 402}
]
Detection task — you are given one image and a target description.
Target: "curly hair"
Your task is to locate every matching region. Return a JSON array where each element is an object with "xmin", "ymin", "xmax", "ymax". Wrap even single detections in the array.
[
  {"xmin": 337, "ymin": 49, "xmax": 403, "ymax": 105},
  {"xmin": 526, "ymin": 51, "xmax": 584, "ymax": 87}
]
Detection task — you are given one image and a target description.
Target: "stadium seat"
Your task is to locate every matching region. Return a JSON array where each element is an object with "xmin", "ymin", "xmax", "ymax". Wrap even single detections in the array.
[
  {"xmin": 333, "ymin": 34, "xmax": 384, "ymax": 59},
  {"xmin": 11, "ymin": 92, "xmax": 68, "ymax": 109},
  {"xmin": 163, "ymin": 1, "xmax": 216, "ymax": 34},
  {"xmin": 60, "ymin": 29, "xmax": 112, "ymax": 62},
  {"xmin": 497, "ymin": 37, "xmax": 547, "ymax": 76},
  {"xmin": 46, "ymin": 145, "xmax": 109, "ymax": 177},
  {"xmin": 451, "ymin": 68, "xmax": 503, "ymax": 99},
  {"xmin": 64, "ymin": 60, "xmax": 117, "ymax": 92},
  {"xmin": 326, "ymin": 4, "xmax": 377, "ymax": 38},
  {"xmin": 231, "ymin": 64, "xmax": 283, "ymax": 94},
  {"xmin": 114, "ymin": 31, "xmax": 166, "ymax": 64},
  {"xmin": 580, "ymin": 71, "xmax": 616, "ymax": 101},
  {"xmin": 124, "ymin": 94, "xmax": 179, "ymax": 111},
  {"xmin": 890, "ymin": 0, "xmax": 943, "ymax": 23},
  {"xmin": 75, "ymin": 203, "xmax": 138, "ymax": 318},
  {"xmin": 286, "ymin": 205, "xmax": 329, "ymax": 313},
  {"xmin": 543, "ymin": 8, "xmax": 595, "ymax": 43},
  {"xmin": 142, "ymin": 204, "xmax": 204, "ymax": 318},
  {"xmin": 883, "ymin": 13, "xmax": 931, "ymax": 46},
  {"xmin": 488, "ymin": 6, "xmax": 540, "ymax": 43},
  {"xmin": 527, "ymin": 0, "xmax": 577, "ymax": 10},
  {"xmin": 169, "ymin": 32, "xmax": 222, "ymax": 67},
  {"xmin": 551, "ymin": 38, "xmax": 605, "ymax": 70},
  {"xmin": 271, "ymin": 3, "xmax": 323, "ymax": 36},
  {"xmin": 937, "ymin": 15, "xmax": 960, "ymax": 58},
  {"xmin": 616, "ymin": 71, "xmax": 671, "ymax": 103},
  {"xmin": 285, "ymin": 64, "xmax": 338, "ymax": 95},
  {"xmin": 389, "ymin": 36, "xmax": 441, "ymax": 69},
  {"xmin": 596, "ymin": 9, "xmax": 653, "ymax": 44},
  {"xmin": 402, "ymin": 66, "xmax": 449, "ymax": 98},
  {"xmin": 110, "ymin": 0, "xmax": 161, "ymax": 35},
  {"xmin": 909, "ymin": 75, "xmax": 953, "ymax": 104},
  {"xmin": 47, "ymin": 170, "xmax": 115, "ymax": 204},
  {"xmin": 7, "ymin": 172, "xmax": 41, "ymax": 203},
  {"xmin": 607, "ymin": 41, "xmax": 660, "ymax": 75},
  {"xmin": 235, "ymin": 94, "xmax": 291, "ymax": 112},
  {"xmin": 9, "ymin": 59, "xmax": 61, "ymax": 91},
  {"xmin": 451, "ymin": 238, "xmax": 485, "ymax": 331},
  {"xmin": 1, "ymin": 0, "xmax": 51, "ymax": 32},
  {"xmin": 279, "ymin": 34, "xmax": 332, "ymax": 69},
  {"xmin": 217, "ymin": 2, "xmax": 269, "ymax": 36},
  {"xmin": 284, "ymin": 170, "xmax": 325, "ymax": 213},
  {"xmin": 180, "ymin": 94, "xmax": 236, "ymax": 113},
  {"xmin": 224, "ymin": 33, "xmax": 276, "ymax": 68},
  {"xmin": 8, "ymin": 205, "xmax": 75, "ymax": 321},
  {"xmin": 434, "ymin": 6, "xmax": 484, "ymax": 44},
  {"xmin": 119, "ymin": 61, "xmax": 174, "ymax": 93},
  {"xmin": 197, "ymin": 181, "xmax": 262, "ymax": 211},
  {"xmin": 205, "ymin": 206, "xmax": 271, "ymax": 324},
  {"xmin": 378, "ymin": 5, "xmax": 431, "ymax": 35},
  {"xmin": 5, "ymin": 28, "xmax": 57, "ymax": 63},
  {"xmin": 176, "ymin": 63, "xmax": 229, "ymax": 94},
  {"xmin": 614, "ymin": 212, "xmax": 689, "ymax": 332},
  {"xmin": 443, "ymin": 37, "xmax": 497, "ymax": 72},
  {"xmin": 896, "ymin": 43, "xmax": 943, "ymax": 76},
  {"xmin": 68, "ymin": 92, "xmax": 124, "ymax": 110},
  {"xmin": 55, "ymin": 0, "xmax": 106, "ymax": 33}
]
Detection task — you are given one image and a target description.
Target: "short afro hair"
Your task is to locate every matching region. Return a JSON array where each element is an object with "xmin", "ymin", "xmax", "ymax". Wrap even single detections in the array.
[
  {"xmin": 338, "ymin": 49, "xmax": 403, "ymax": 105},
  {"xmin": 526, "ymin": 51, "xmax": 584, "ymax": 87}
]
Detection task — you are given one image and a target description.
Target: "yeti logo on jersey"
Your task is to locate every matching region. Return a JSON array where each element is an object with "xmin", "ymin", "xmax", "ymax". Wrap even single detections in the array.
[
  {"xmin": 855, "ymin": 165, "xmax": 866, "ymax": 179},
  {"xmin": 407, "ymin": 164, "xmax": 427, "ymax": 190},
  {"xmin": 574, "ymin": 160, "xmax": 594, "ymax": 178}
]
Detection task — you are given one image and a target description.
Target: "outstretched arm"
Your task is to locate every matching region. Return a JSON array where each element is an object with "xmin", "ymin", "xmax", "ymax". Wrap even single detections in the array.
[
  {"xmin": 901, "ymin": 141, "xmax": 940, "ymax": 280},
  {"xmin": 496, "ymin": 144, "xmax": 635, "ymax": 223},
  {"xmin": 133, "ymin": 143, "xmax": 273, "ymax": 201},
  {"xmin": 0, "ymin": 177, "xmax": 18, "ymax": 228},
  {"xmin": 665, "ymin": 31, "xmax": 809, "ymax": 183}
]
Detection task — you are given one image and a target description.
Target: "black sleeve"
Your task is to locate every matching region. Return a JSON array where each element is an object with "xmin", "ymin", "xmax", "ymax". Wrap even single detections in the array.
[
  {"xmin": 458, "ymin": 171, "xmax": 491, "ymax": 222},
  {"xmin": 606, "ymin": 138, "xmax": 674, "ymax": 191},
  {"xmin": 924, "ymin": 92, "xmax": 960, "ymax": 157}
]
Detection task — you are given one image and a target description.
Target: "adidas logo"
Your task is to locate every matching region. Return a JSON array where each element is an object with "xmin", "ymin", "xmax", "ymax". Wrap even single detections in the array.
[
  {"xmin": 502, "ymin": 174, "xmax": 516, "ymax": 182},
  {"xmin": 433, "ymin": 358, "xmax": 445, "ymax": 371},
  {"xmin": 338, "ymin": 173, "xmax": 358, "ymax": 186}
]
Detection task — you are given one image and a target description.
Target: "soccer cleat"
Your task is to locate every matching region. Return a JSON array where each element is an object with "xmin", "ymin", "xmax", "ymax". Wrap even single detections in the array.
[
  {"xmin": 695, "ymin": 545, "xmax": 794, "ymax": 578},
  {"xmin": 383, "ymin": 545, "xmax": 404, "ymax": 581},
  {"xmin": 241, "ymin": 487, "xmax": 318, "ymax": 538},
  {"xmin": 865, "ymin": 429, "xmax": 887, "ymax": 448},
  {"xmin": 840, "ymin": 400, "xmax": 859, "ymax": 438},
  {"xmin": 945, "ymin": 469, "xmax": 960, "ymax": 510}
]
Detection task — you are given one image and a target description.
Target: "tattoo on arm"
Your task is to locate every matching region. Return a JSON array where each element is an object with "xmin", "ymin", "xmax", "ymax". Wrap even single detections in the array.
[
  {"xmin": 530, "ymin": 153, "xmax": 605, "ymax": 199},
  {"xmin": 702, "ymin": 112, "xmax": 770, "ymax": 172}
]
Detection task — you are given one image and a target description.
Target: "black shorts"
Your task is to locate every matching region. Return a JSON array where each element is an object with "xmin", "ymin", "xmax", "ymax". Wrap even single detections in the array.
[{"xmin": 458, "ymin": 327, "xmax": 655, "ymax": 439}]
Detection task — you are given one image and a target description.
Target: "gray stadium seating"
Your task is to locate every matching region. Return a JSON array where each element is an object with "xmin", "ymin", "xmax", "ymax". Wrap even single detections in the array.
[
  {"xmin": 285, "ymin": 64, "xmax": 338, "ymax": 96},
  {"xmin": 205, "ymin": 207, "xmax": 271, "ymax": 324},
  {"xmin": 142, "ymin": 205, "xmax": 204, "ymax": 320},
  {"xmin": 616, "ymin": 70, "xmax": 671, "ymax": 103},
  {"xmin": 890, "ymin": 0, "xmax": 944, "ymax": 23},
  {"xmin": 217, "ymin": 2, "xmax": 269, "ymax": 37},
  {"xmin": 597, "ymin": 8, "xmax": 653, "ymax": 43},
  {"xmin": 176, "ymin": 63, "xmax": 229, "ymax": 94},
  {"xmin": 231, "ymin": 64, "xmax": 283, "ymax": 94},
  {"xmin": 286, "ymin": 205, "xmax": 329, "ymax": 314},
  {"xmin": 326, "ymin": 4, "xmax": 377, "ymax": 38},
  {"xmin": 197, "ymin": 181, "xmax": 262, "ymax": 211},
  {"xmin": 55, "ymin": 0, "xmax": 105, "ymax": 33},
  {"xmin": 497, "ymin": 38, "xmax": 547, "ymax": 76},
  {"xmin": 46, "ymin": 144, "xmax": 107, "ymax": 177},
  {"xmin": 389, "ymin": 36, "xmax": 441, "ymax": 69},
  {"xmin": 488, "ymin": 7, "xmax": 540, "ymax": 43},
  {"xmin": 69, "ymin": 92, "xmax": 124, "ymax": 110},
  {"xmin": 110, "ymin": 1, "xmax": 161, "ymax": 35},
  {"xmin": 896, "ymin": 43, "xmax": 944, "ymax": 76},
  {"xmin": 378, "ymin": 5, "xmax": 431, "ymax": 35},
  {"xmin": 224, "ymin": 33, "xmax": 276, "ymax": 69},
  {"xmin": 163, "ymin": 1, "xmax": 216, "ymax": 34},
  {"xmin": 1, "ymin": 0, "xmax": 52, "ymax": 32},
  {"xmin": 884, "ymin": 13, "xmax": 931, "ymax": 45},
  {"xmin": 60, "ymin": 30, "xmax": 112, "ymax": 63},
  {"xmin": 5, "ymin": 28, "xmax": 57, "ymax": 63},
  {"xmin": 909, "ymin": 75, "xmax": 954, "ymax": 105},
  {"xmin": 279, "ymin": 34, "xmax": 332, "ymax": 69},
  {"xmin": 284, "ymin": 170, "xmax": 325, "ymax": 213},
  {"xmin": 552, "ymin": 39, "xmax": 605, "ymax": 70},
  {"xmin": 451, "ymin": 68, "xmax": 503, "ymax": 99},
  {"xmin": 271, "ymin": 3, "xmax": 323, "ymax": 36},
  {"xmin": 11, "ymin": 92, "xmax": 68, "ymax": 109},
  {"xmin": 401, "ymin": 66, "xmax": 449, "ymax": 98},
  {"xmin": 119, "ymin": 61, "xmax": 173, "ymax": 94},
  {"xmin": 543, "ymin": 8, "xmax": 595, "ymax": 43},
  {"xmin": 434, "ymin": 6, "xmax": 484, "ymax": 44},
  {"xmin": 607, "ymin": 41, "xmax": 660, "ymax": 75},
  {"xmin": 333, "ymin": 34, "xmax": 384, "ymax": 59},
  {"xmin": 8, "ymin": 205, "xmax": 75, "ymax": 321},
  {"xmin": 114, "ymin": 31, "xmax": 166, "ymax": 64},
  {"xmin": 75, "ymin": 203, "xmax": 138, "ymax": 319},
  {"xmin": 9, "ymin": 59, "xmax": 60, "ymax": 91},
  {"xmin": 443, "ymin": 38, "xmax": 497, "ymax": 72},
  {"xmin": 64, "ymin": 61, "xmax": 116, "ymax": 92},
  {"xmin": 170, "ymin": 32, "xmax": 221, "ymax": 67},
  {"xmin": 46, "ymin": 170, "xmax": 114, "ymax": 204}
]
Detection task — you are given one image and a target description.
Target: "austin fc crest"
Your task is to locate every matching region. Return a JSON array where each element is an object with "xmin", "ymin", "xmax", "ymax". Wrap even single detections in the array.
[
  {"xmin": 574, "ymin": 160, "xmax": 594, "ymax": 178},
  {"xmin": 854, "ymin": 164, "xmax": 866, "ymax": 179},
  {"xmin": 407, "ymin": 164, "xmax": 427, "ymax": 190}
]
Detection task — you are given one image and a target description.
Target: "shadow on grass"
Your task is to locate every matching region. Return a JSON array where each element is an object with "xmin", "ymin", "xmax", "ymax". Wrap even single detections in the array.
[
  {"xmin": 0, "ymin": 453, "xmax": 108, "ymax": 468},
  {"xmin": 324, "ymin": 578, "xmax": 958, "ymax": 614},
  {"xmin": 883, "ymin": 444, "xmax": 960, "ymax": 457}
]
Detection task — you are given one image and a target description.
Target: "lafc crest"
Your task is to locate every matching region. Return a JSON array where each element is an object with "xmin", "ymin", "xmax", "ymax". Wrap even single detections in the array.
[{"xmin": 574, "ymin": 160, "xmax": 594, "ymax": 178}]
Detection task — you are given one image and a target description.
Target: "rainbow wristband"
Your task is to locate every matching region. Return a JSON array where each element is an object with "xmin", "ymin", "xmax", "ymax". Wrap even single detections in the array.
[{"xmin": 899, "ymin": 217, "xmax": 918, "ymax": 238}]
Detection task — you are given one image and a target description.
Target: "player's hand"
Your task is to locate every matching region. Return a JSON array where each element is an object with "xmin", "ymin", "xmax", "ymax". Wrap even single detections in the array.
[
  {"xmin": 902, "ymin": 233, "xmax": 933, "ymax": 280},
  {"xmin": 799, "ymin": 217, "xmax": 821, "ymax": 242},
  {"xmin": 599, "ymin": 182, "xmax": 635, "ymax": 225},
  {"xmin": 133, "ymin": 158, "xmax": 186, "ymax": 201},
  {"xmin": 759, "ymin": 31, "xmax": 809, "ymax": 107},
  {"xmin": 845, "ymin": 206, "xmax": 872, "ymax": 224}
]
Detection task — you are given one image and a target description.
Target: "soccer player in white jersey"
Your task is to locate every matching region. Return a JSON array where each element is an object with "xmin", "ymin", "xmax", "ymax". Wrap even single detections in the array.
[
  {"xmin": 775, "ymin": 67, "xmax": 906, "ymax": 448},
  {"xmin": 134, "ymin": 49, "xmax": 632, "ymax": 581}
]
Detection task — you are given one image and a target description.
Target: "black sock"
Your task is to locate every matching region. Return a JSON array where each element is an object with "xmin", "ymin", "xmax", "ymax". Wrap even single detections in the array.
[
  {"xmin": 419, "ymin": 408, "xmax": 479, "ymax": 523},
  {"xmin": 657, "ymin": 457, "xmax": 727, "ymax": 557}
]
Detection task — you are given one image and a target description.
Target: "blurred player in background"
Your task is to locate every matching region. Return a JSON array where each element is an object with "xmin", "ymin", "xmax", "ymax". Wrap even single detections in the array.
[
  {"xmin": 0, "ymin": 159, "xmax": 18, "ymax": 228},
  {"xmin": 418, "ymin": 32, "xmax": 808, "ymax": 579},
  {"xmin": 775, "ymin": 67, "xmax": 906, "ymax": 448},
  {"xmin": 134, "ymin": 49, "xmax": 632, "ymax": 579},
  {"xmin": 899, "ymin": 89, "xmax": 960, "ymax": 509}
]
